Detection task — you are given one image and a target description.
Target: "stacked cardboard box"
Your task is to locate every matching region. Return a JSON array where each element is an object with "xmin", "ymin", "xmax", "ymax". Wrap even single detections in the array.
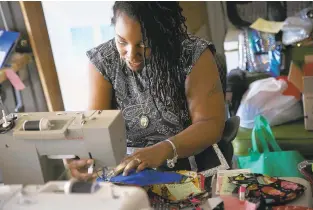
[{"xmin": 288, "ymin": 47, "xmax": 313, "ymax": 130}]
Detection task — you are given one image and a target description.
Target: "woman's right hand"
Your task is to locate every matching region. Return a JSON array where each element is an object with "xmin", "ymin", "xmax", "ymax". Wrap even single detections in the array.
[{"xmin": 67, "ymin": 159, "xmax": 97, "ymax": 181}]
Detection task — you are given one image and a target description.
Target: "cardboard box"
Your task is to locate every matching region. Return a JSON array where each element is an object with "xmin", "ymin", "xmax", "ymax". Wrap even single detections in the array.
[
  {"xmin": 303, "ymin": 76, "xmax": 313, "ymax": 131},
  {"xmin": 289, "ymin": 47, "xmax": 313, "ymax": 130},
  {"xmin": 288, "ymin": 62, "xmax": 304, "ymax": 92},
  {"xmin": 292, "ymin": 46, "xmax": 313, "ymax": 65},
  {"xmin": 288, "ymin": 54, "xmax": 313, "ymax": 93}
]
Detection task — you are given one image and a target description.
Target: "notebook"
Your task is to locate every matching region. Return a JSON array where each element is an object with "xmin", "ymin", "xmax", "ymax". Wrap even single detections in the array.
[{"xmin": 0, "ymin": 29, "xmax": 20, "ymax": 68}]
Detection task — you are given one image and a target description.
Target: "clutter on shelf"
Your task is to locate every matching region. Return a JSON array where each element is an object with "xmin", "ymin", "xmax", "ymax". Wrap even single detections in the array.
[
  {"xmin": 226, "ymin": 6, "xmax": 313, "ymax": 130},
  {"xmin": 238, "ymin": 27, "xmax": 282, "ymax": 77},
  {"xmin": 236, "ymin": 7, "xmax": 313, "ymax": 77}
]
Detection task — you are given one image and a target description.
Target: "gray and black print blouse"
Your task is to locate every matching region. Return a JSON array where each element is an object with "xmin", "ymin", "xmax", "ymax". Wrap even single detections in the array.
[{"xmin": 86, "ymin": 35, "xmax": 226, "ymax": 148}]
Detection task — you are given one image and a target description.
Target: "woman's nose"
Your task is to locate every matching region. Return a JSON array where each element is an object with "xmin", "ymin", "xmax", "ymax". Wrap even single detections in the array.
[{"xmin": 126, "ymin": 46, "xmax": 139, "ymax": 60}]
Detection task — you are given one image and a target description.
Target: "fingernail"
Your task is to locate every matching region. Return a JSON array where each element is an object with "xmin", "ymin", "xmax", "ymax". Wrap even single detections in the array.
[{"xmin": 123, "ymin": 172, "xmax": 127, "ymax": 176}]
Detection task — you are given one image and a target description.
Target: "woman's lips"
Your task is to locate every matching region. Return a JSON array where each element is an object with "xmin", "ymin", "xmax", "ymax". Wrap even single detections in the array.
[{"xmin": 128, "ymin": 61, "xmax": 143, "ymax": 68}]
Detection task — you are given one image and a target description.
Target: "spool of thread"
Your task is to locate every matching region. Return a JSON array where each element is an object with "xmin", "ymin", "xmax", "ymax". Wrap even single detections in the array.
[
  {"xmin": 23, "ymin": 118, "xmax": 51, "ymax": 131},
  {"xmin": 64, "ymin": 179, "xmax": 100, "ymax": 194}
]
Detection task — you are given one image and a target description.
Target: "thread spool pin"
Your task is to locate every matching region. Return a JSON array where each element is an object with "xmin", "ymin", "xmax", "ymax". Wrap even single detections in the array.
[{"xmin": 2, "ymin": 110, "xmax": 10, "ymax": 128}]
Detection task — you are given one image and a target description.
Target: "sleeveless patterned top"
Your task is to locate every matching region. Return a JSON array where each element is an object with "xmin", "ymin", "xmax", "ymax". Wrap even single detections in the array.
[{"xmin": 86, "ymin": 35, "xmax": 226, "ymax": 148}]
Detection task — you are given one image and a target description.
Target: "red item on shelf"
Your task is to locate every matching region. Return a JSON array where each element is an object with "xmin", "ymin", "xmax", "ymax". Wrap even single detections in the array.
[{"xmin": 277, "ymin": 76, "xmax": 301, "ymax": 100}]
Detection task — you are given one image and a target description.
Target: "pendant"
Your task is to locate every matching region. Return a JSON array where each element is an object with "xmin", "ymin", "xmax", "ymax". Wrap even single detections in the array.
[
  {"xmin": 167, "ymin": 159, "xmax": 175, "ymax": 168},
  {"xmin": 139, "ymin": 115, "xmax": 149, "ymax": 128}
]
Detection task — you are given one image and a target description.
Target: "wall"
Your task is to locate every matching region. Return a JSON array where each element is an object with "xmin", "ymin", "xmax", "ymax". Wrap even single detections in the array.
[
  {"xmin": 180, "ymin": 1, "xmax": 211, "ymax": 41},
  {"xmin": 41, "ymin": 1, "xmax": 115, "ymax": 111},
  {"xmin": 0, "ymin": 1, "xmax": 48, "ymax": 114},
  {"xmin": 206, "ymin": 1, "xmax": 229, "ymax": 54}
]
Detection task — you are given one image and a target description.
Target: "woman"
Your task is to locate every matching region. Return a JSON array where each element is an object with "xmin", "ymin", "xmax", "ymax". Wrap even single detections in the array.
[{"xmin": 68, "ymin": 1, "xmax": 226, "ymax": 181}]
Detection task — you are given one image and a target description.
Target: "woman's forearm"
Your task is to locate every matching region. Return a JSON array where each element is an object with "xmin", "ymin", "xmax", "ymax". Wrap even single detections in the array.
[{"xmin": 168, "ymin": 118, "xmax": 224, "ymax": 159}]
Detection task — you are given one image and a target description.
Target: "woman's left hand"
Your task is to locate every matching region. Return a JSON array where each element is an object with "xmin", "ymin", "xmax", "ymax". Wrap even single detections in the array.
[{"xmin": 113, "ymin": 141, "xmax": 173, "ymax": 176}]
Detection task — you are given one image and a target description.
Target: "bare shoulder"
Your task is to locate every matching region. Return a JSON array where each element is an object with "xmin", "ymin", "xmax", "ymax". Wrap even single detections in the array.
[
  {"xmin": 86, "ymin": 39, "xmax": 117, "ymax": 61},
  {"xmin": 185, "ymin": 48, "xmax": 222, "ymax": 97},
  {"xmin": 88, "ymin": 60, "xmax": 113, "ymax": 111},
  {"xmin": 185, "ymin": 47, "xmax": 225, "ymax": 123}
]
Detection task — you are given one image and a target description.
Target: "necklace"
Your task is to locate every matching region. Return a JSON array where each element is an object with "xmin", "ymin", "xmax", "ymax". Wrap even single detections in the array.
[{"xmin": 131, "ymin": 71, "xmax": 150, "ymax": 129}]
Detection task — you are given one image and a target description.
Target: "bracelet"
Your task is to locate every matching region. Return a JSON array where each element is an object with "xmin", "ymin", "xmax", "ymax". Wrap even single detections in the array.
[{"xmin": 165, "ymin": 139, "xmax": 178, "ymax": 168}]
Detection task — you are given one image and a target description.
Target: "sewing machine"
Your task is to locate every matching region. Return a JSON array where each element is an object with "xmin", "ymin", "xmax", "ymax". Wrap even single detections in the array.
[
  {"xmin": 0, "ymin": 110, "xmax": 127, "ymax": 185},
  {"xmin": 0, "ymin": 180, "xmax": 152, "ymax": 210}
]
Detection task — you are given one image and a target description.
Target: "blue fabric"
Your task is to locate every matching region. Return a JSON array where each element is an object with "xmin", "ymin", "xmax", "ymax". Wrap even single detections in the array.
[{"xmin": 97, "ymin": 169, "xmax": 185, "ymax": 186}]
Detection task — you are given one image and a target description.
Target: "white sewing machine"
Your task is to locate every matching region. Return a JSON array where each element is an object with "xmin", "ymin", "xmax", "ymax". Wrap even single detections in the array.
[
  {"xmin": 0, "ymin": 110, "xmax": 156, "ymax": 209},
  {"xmin": 0, "ymin": 179, "xmax": 152, "ymax": 210},
  {"xmin": 0, "ymin": 110, "xmax": 127, "ymax": 185}
]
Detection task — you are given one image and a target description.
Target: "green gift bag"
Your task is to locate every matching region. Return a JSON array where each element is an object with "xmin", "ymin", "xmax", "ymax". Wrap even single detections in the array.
[{"xmin": 237, "ymin": 115, "xmax": 305, "ymax": 178}]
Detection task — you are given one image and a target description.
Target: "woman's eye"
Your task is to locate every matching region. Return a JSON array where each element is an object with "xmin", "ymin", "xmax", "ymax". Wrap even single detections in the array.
[{"xmin": 118, "ymin": 40, "xmax": 127, "ymax": 45}]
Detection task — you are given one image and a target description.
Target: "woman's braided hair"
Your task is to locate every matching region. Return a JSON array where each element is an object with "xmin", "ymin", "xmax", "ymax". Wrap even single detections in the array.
[{"xmin": 111, "ymin": 1, "xmax": 189, "ymax": 113}]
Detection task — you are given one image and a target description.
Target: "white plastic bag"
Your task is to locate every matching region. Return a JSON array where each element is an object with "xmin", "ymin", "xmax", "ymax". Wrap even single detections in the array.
[{"xmin": 236, "ymin": 78, "xmax": 303, "ymax": 128}]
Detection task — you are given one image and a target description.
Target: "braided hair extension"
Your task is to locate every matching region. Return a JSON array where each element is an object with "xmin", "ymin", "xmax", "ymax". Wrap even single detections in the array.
[{"xmin": 111, "ymin": 1, "xmax": 189, "ymax": 114}]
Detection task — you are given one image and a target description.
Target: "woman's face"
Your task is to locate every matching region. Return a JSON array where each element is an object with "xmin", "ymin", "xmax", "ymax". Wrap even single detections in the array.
[{"xmin": 114, "ymin": 12, "xmax": 151, "ymax": 72}]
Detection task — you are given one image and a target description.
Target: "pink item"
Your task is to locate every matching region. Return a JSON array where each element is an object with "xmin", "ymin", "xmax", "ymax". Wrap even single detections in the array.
[
  {"xmin": 245, "ymin": 200, "xmax": 260, "ymax": 210},
  {"xmin": 190, "ymin": 198, "xmax": 201, "ymax": 203},
  {"xmin": 220, "ymin": 196, "xmax": 245, "ymax": 210},
  {"xmin": 239, "ymin": 186, "xmax": 246, "ymax": 202},
  {"xmin": 239, "ymin": 186, "xmax": 246, "ymax": 193},
  {"xmin": 5, "ymin": 69, "xmax": 25, "ymax": 90}
]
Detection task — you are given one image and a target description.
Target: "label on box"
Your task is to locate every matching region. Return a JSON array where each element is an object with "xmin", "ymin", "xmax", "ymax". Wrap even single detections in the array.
[{"xmin": 250, "ymin": 18, "xmax": 284, "ymax": 34}]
